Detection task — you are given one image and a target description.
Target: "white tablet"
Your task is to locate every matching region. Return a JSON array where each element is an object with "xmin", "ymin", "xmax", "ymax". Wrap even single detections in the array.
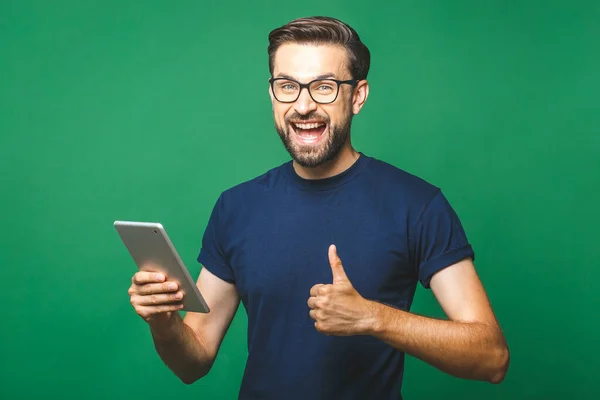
[{"xmin": 114, "ymin": 221, "xmax": 210, "ymax": 313}]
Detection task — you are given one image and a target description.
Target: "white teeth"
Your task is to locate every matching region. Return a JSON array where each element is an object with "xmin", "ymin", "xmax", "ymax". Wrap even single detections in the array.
[{"xmin": 294, "ymin": 122, "xmax": 324, "ymax": 129}]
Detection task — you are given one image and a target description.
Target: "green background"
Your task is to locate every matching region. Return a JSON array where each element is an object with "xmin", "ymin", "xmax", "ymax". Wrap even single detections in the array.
[{"xmin": 1, "ymin": 1, "xmax": 598, "ymax": 399}]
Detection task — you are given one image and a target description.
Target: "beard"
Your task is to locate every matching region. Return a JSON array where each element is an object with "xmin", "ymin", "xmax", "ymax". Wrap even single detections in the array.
[{"xmin": 275, "ymin": 110, "xmax": 353, "ymax": 168}]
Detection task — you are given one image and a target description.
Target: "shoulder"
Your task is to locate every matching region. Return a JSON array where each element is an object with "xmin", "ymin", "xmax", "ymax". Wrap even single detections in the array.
[
  {"xmin": 363, "ymin": 155, "xmax": 441, "ymax": 206},
  {"xmin": 215, "ymin": 160, "xmax": 290, "ymax": 207}
]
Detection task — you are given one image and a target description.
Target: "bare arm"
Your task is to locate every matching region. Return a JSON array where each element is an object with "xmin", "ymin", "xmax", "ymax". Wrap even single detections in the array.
[
  {"xmin": 129, "ymin": 267, "xmax": 239, "ymax": 384},
  {"xmin": 368, "ymin": 258, "xmax": 510, "ymax": 383},
  {"xmin": 308, "ymin": 248, "xmax": 510, "ymax": 384}
]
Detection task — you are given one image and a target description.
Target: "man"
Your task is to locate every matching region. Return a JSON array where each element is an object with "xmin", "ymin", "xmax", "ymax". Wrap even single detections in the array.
[{"xmin": 127, "ymin": 16, "xmax": 509, "ymax": 399}]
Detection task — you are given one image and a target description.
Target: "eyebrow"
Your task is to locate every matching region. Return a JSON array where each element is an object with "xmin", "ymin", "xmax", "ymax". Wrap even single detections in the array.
[{"xmin": 275, "ymin": 73, "xmax": 338, "ymax": 81}]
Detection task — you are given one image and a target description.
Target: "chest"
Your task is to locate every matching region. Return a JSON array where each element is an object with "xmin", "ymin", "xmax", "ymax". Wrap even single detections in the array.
[{"xmin": 225, "ymin": 190, "xmax": 417, "ymax": 308}]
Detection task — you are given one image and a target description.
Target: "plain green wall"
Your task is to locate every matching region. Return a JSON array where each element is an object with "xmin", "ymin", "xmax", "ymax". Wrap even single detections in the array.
[{"xmin": 1, "ymin": 1, "xmax": 599, "ymax": 399}]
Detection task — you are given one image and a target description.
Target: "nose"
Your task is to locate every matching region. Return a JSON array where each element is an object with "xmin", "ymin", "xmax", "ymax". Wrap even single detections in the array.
[{"xmin": 293, "ymin": 87, "xmax": 317, "ymax": 115}]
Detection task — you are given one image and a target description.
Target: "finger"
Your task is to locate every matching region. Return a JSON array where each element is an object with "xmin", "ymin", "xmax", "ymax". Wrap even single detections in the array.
[
  {"xmin": 309, "ymin": 309, "xmax": 317, "ymax": 321},
  {"xmin": 133, "ymin": 291, "xmax": 184, "ymax": 306},
  {"xmin": 310, "ymin": 284, "xmax": 326, "ymax": 297},
  {"xmin": 328, "ymin": 244, "xmax": 348, "ymax": 284},
  {"xmin": 135, "ymin": 281, "xmax": 179, "ymax": 296},
  {"xmin": 307, "ymin": 297, "xmax": 318, "ymax": 309},
  {"xmin": 317, "ymin": 285, "xmax": 331, "ymax": 296},
  {"xmin": 132, "ymin": 271, "xmax": 167, "ymax": 285},
  {"xmin": 314, "ymin": 321, "xmax": 327, "ymax": 334}
]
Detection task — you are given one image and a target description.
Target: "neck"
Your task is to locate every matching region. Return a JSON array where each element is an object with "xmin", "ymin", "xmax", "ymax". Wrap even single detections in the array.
[{"xmin": 292, "ymin": 143, "xmax": 359, "ymax": 180}]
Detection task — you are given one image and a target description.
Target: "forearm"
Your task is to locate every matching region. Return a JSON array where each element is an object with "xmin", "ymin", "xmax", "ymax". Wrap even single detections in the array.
[
  {"xmin": 149, "ymin": 313, "xmax": 214, "ymax": 384},
  {"xmin": 367, "ymin": 301, "xmax": 509, "ymax": 383}
]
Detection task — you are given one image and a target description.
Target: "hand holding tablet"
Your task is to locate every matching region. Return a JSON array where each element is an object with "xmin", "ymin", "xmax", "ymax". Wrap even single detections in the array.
[{"xmin": 114, "ymin": 221, "xmax": 210, "ymax": 315}]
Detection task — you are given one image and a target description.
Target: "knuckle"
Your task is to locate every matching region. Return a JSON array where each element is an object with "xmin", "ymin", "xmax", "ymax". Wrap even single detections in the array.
[
  {"xmin": 317, "ymin": 299, "xmax": 326, "ymax": 308},
  {"xmin": 150, "ymin": 294, "xmax": 158, "ymax": 305},
  {"xmin": 139, "ymin": 285, "xmax": 152, "ymax": 295},
  {"xmin": 136, "ymin": 272, "xmax": 147, "ymax": 282},
  {"xmin": 135, "ymin": 287, "xmax": 146, "ymax": 296}
]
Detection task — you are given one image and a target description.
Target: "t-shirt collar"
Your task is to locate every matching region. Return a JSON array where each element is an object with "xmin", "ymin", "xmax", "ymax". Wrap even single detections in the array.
[{"xmin": 285, "ymin": 152, "xmax": 370, "ymax": 191}]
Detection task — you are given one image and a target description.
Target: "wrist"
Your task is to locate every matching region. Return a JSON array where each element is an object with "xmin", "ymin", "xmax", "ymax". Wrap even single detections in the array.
[
  {"xmin": 148, "ymin": 312, "xmax": 181, "ymax": 341},
  {"xmin": 361, "ymin": 300, "xmax": 385, "ymax": 336}
]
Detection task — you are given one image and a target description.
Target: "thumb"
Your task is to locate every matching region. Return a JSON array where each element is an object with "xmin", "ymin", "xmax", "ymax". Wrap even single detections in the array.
[{"xmin": 329, "ymin": 244, "xmax": 348, "ymax": 284}]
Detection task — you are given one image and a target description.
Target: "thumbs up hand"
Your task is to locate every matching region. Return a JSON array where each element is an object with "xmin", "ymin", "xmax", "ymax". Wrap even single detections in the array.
[{"xmin": 308, "ymin": 245, "xmax": 378, "ymax": 336}]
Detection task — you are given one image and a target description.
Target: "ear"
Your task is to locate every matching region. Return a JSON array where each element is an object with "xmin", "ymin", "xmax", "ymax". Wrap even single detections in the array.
[
  {"xmin": 268, "ymin": 80, "xmax": 274, "ymax": 102},
  {"xmin": 351, "ymin": 80, "xmax": 369, "ymax": 115}
]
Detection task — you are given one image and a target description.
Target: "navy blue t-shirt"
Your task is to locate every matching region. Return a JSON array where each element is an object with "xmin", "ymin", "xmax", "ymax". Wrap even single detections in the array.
[{"xmin": 197, "ymin": 153, "xmax": 474, "ymax": 400}]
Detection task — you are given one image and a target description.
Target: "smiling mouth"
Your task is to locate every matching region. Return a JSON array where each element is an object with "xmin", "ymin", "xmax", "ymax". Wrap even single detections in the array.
[{"xmin": 291, "ymin": 121, "xmax": 327, "ymax": 143}]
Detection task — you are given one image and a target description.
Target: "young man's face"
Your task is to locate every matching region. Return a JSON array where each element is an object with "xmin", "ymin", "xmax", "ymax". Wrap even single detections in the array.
[{"xmin": 270, "ymin": 43, "xmax": 361, "ymax": 168}]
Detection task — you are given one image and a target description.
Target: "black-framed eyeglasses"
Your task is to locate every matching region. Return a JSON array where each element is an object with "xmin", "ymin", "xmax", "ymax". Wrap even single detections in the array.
[{"xmin": 269, "ymin": 77, "xmax": 358, "ymax": 104}]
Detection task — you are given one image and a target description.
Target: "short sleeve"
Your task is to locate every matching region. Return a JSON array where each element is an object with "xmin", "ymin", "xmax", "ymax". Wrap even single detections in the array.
[
  {"xmin": 197, "ymin": 194, "xmax": 236, "ymax": 283},
  {"xmin": 410, "ymin": 189, "xmax": 475, "ymax": 289}
]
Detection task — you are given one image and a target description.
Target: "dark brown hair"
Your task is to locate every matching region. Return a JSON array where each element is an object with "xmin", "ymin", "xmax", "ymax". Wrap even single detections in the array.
[{"xmin": 268, "ymin": 16, "xmax": 371, "ymax": 80}]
